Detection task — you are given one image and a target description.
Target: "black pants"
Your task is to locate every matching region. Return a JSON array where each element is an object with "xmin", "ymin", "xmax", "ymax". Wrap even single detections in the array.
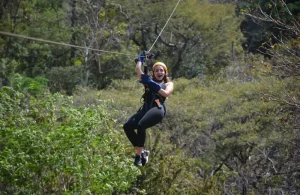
[{"xmin": 123, "ymin": 104, "xmax": 165, "ymax": 147}]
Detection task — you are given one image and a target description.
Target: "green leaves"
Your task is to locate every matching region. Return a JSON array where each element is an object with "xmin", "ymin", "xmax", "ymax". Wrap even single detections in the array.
[
  {"xmin": 0, "ymin": 89, "xmax": 139, "ymax": 194},
  {"xmin": 46, "ymin": 66, "xmax": 83, "ymax": 95}
]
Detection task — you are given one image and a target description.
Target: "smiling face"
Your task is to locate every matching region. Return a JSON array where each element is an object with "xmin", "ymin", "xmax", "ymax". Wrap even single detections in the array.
[{"xmin": 153, "ymin": 65, "xmax": 166, "ymax": 81}]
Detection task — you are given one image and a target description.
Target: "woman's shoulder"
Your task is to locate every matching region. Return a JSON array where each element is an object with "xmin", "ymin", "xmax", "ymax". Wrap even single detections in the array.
[{"xmin": 164, "ymin": 81, "xmax": 173, "ymax": 88}]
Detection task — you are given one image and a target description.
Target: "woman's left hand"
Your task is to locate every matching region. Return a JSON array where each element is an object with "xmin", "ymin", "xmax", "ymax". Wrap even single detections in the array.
[
  {"xmin": 140, "ymin": 74, "xmax": 161, "ymax": 92},
  {"xmin": 139, "ymin": 74, "xmax": 151, "ymax": 84}
]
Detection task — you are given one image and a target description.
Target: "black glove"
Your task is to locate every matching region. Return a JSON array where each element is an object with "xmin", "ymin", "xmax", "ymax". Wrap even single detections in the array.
[
  {"xmin": 135, "ymin": 51, "xmax": 146, "ymax": 64},
  {"xmin": 134, "ymin": 51, "xmax": 155, "ymax": 63}
]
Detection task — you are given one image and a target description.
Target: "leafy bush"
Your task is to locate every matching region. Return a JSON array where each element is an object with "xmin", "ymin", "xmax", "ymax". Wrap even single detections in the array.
[
  {"xmin": 99, "ymin": 69, "xmax": 299, "ymax": 194},
  {"xmin": 0, "ymin": 89, "xmax": 139, "ymax": 194},
  {"xmin": 11, "ymin": 74, "xmax": 48, "ymax": 96},
  {"xmin": 46, "ymin": 66, "xmax": 83, "ymax": 95}
]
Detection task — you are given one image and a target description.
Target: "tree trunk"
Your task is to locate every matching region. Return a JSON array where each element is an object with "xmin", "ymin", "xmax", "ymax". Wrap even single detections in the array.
[
  {"xmin": 232, "ymin": 41, "xmax": 236, "ymax": 61},
  {"xmin": 83, "ymin": 47, "xmax": 89, "ymax": 86},
  {"xmin": 70, "ymin": 0, "xmax": 77, "ymax": 60},
  {"xmin": 0, "ymin": 0, "xmax": 9, "ymax": 19}
]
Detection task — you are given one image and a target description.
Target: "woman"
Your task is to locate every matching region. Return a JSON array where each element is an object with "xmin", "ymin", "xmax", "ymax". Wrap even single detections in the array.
[{"xmin": 123, "ymin": 53, "xmax": 174, "ymax": 166}]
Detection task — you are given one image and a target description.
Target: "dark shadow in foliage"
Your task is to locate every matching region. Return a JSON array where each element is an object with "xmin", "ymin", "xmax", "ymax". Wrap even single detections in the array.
[
  {"xmin": 46, "ymin": 66, "xmax": 83, "ymax": 95},
  {"xmin": 237, "ymin": 0, "xmax": 300, "ymax": 57}
]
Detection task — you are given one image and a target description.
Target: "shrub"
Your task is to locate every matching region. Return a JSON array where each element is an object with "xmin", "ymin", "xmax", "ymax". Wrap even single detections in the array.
[
  {"xmin": 46, "ymin": 66, "xmax": 83, "ymax": 95},
  {"xmin": 0, "ymin": 89, "xmax": 140, "ymax": 194}
]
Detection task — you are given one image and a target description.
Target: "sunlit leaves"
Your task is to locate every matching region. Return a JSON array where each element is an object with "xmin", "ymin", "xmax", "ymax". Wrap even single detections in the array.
[{"xmin": 0, "ymin": 89, "xmax": 139, "ymax": 194}]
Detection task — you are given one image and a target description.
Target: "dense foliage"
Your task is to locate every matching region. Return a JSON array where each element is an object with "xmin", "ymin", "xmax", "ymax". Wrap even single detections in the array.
[
  {"xmin": 0, "ymin": 0, "xmax": 245, "ymax": 91},
  {"xmin": 236, "ymin": 0, "xmax": 300, "ymax": 54},
  {"xmin": 0, "ymin": 79, "xmax": 139, "ymax": 194},
  {"xmin": 0, "ymin": 0, "xmax": 299, "ymax": 194}
]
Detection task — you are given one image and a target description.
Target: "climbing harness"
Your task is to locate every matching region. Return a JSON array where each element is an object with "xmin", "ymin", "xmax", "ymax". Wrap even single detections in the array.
[{"xmin": 141, "ymin": 83, "xmax": 166, "ymax": 115}]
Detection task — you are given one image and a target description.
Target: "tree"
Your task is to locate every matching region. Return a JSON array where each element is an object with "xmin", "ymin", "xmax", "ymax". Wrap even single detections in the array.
[
  {"xmin": 62, "ymin": 0, "xmax": 136, "ymax": 89},
  {"xmin": 236, "ymin": 0, "xmax": 300, "ymax": 54},
  {"xmin": 0, "ymin": 85, "xmax": 140, "ymax": 194},
  {"xmin": 0, "ymin": 0, "xmax": 72, "ymax": 80},
  {"xmin": 110, "ymin": 0, "xmax": 244, "ymax": 77}
]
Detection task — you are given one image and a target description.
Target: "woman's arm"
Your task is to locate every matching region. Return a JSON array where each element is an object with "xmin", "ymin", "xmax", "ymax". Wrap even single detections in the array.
[
  {"xmin": 157, "ymin": 82, "xmax": 174, "ymax": 98},
  {"xmin": 136, "ymin": 61, "xmax": 143, "ymax": 79}
]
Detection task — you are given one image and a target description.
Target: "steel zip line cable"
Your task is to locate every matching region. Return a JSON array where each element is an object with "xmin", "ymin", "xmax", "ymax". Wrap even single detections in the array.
[
  {"xmin": 0, "ymin": 31, "xmax": 134, "ymax": 57},
  {"xmin": 0, "ymin": 0, "xmax": 181, "ymax": 57},
  {"xmin": 147, "ymin": 0, "xmax": 181, "ymax": 53}
]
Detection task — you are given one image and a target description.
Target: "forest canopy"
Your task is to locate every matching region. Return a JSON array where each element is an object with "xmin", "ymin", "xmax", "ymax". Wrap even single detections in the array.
[{"xmin": 0, "ymin": 0, "xmax": 299, "ymax": 194}]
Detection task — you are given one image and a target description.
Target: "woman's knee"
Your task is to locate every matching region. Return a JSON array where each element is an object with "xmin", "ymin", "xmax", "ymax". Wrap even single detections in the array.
[
  {"xmin": 137, "ymin": 122, "xmax": 143, "ymax": 129},
  {"xmin": 137, "ymin": 122, "xmax": 147, "ymax": 133},
  {"xmin": 123, "ymin": 123, "xmax": 131, "ymax": 132}
]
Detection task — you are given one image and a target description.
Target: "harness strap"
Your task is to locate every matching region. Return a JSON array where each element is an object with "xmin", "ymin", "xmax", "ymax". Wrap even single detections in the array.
[
  {"xmin": 143, "ymin": 91, "xmax": 165, "ymax": 109},
  {"xmin": 141, "ymin": 83, "xmax": 166, "ymax": 111}
]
